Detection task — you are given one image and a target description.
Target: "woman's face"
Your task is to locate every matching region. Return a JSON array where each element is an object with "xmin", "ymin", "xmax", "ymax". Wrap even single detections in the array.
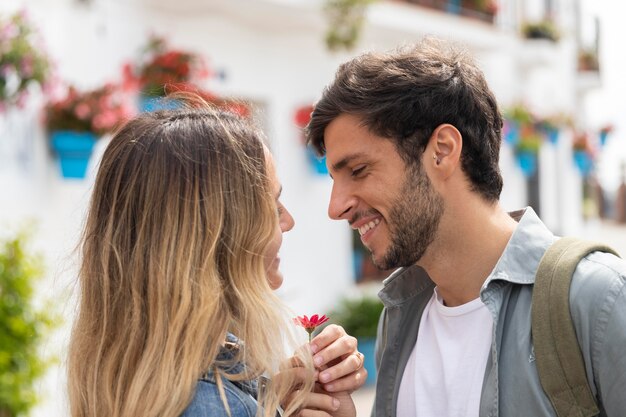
[{"xmin": 265, "ymin": 149, "xmax": 295, "ymax": 290}]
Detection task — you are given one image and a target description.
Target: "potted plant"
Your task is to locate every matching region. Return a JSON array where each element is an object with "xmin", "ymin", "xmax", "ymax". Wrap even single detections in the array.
[
  {"xmin": 324, "ymin": 0, "xmax": 374, "ymax": 51},
  {"xmin": 0, "ymin": 230, "xmax": 59, "ymax": 417},
  {"xmin": 0, "ymin": 10, "xmax": 51, "ymax": 111},
  {"xmin": 572, "ymin": 132, "xmax": 594, "ymax": 177},
  {"xmin": 459, "ymin": 0, "xmax": 499, "ymax": 23},
  {"xmin": 330, "ymin": 295, "xmax": 384, "ymax": 385},
  {"xmin": 503, "ymin": 103, "xmax": 534, "ymax": 146},
  {"xmin": 522, "ymin": 19, "xmax": 560, "ymax": 42},
  {"xmin": 577, "ymin": 49, "xmax": 599, "ymax": 72},
  {"xmin": 514, "ymin": 128, "xmax": 542, "ymax": 178},
  {"xmin": 123, "ymin": 35, "xmax": 210, "ymax": 111},
  {"xmin": 503, "ymin": 104, "xmax": 547, "ymax": 177},
  {"xmin": 294, "ymin": 104, "xmax": 329, "ymax": 175},
  {"xmin": 599, "ymin": 124, "xmax": 613, "ymax": 146},
  {"xmin": 537, "ymin": 113, "xmax": 571, "ymax": 145},
  {"xmin": 44, "ymin": 83, "xmax": 133, "ymax": 178}
]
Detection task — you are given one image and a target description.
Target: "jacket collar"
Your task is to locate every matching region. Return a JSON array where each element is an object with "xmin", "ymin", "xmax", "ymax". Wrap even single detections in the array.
[
  {"xmin": 201, "ymin": 334, "xmax": 259, "ymax": 397},
  {"xmin": 482, "ymin": 206, "xmax": 556, "ymax": 289},
  {"xmin": 379, "ymin": 265, "xmax": 434, "ymax": 308}
]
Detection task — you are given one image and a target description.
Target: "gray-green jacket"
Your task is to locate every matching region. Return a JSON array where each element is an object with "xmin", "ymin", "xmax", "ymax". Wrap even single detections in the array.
[{"xmin": 373, "ymin": 207, "xmax": 626, "ymax": 416}]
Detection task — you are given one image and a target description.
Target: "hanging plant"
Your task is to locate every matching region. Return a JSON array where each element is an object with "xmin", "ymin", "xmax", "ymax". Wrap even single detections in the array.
[
  {"xmin": 572, "ymin": 132, "xmax": 595, "ymax": 178},
  {"xmin": 324, "ymin": 0, "xmax": 375, "ymax": 51},
  {"xmin": 503, "ymin": 103, "xmax": 534, "ymax": 146},
  {"xmin": 577, "ymin": 49, "xmax": 599, "ymax": 72},
  {"xmin": 521, "ymin": 19, "xmax": 561, "ymax": 42},
  {"xmin": 599, "ymin": 124, "xmax": 614, "ymax": 146},
  {"xmin": 294, "ymin": 104, "xmax": 328, "ymax": 175},
  {"xmin": 514, "ymin": 127, "xmax": 542, "ymax": 178},
  {"xmin": 123, "ymin": 35, "xmax": 211, "ymax": 98},
  {"xmin": 0, "ymin": 10, "xmax": 51, "ymax": 111},
  {"xmin": 43, "ymin": 83, "xmax": 134, "ymax": 137}
]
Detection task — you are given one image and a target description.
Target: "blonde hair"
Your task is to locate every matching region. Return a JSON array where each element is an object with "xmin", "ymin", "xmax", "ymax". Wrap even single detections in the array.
[{"xmin": 68, "ymin": 106, "xmax": 313, "ymax": 417}]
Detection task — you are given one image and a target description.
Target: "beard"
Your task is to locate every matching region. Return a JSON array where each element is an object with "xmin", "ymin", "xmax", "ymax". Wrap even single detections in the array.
[{"xmin": 373, "ymin": 163, "xmax": 444, "ymax": 270}]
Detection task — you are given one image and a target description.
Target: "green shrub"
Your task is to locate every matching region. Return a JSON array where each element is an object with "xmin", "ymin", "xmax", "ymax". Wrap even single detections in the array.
[
  {"xmin": 0, "ymin": 231, "xmax": 58, "ymax": 417},
  {"xmin": 331, "ymin": 296, "xmax": 384, "ymax": 339}
]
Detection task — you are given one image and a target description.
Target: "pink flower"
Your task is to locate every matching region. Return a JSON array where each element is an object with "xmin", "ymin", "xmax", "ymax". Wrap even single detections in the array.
[
  {"xmin": 294, "ymin": 314, "xmax": 329, "ymax": 341},
  {"xmin": 74, "ymin": 103, "xmax": 90, "ymax": 120},
  {"xmin": 93, "ymin": 110, "xmax": 118, "ymax": 131}
]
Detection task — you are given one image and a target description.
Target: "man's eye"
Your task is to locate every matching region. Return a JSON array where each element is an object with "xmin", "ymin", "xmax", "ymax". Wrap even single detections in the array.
[{"xmin": 351, "ymin": 166, "xmax": 366, "ymax": 177}]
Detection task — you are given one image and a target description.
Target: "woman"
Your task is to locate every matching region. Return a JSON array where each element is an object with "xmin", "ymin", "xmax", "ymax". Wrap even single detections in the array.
[{"xmin": 67, "ymin": 105, "xmax": 363, "ymax": 417}]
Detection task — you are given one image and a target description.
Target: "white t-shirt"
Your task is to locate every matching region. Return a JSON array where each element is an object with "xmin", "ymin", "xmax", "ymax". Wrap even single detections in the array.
[{"xmin": 397, "ymin": 288, "xmax": 493, "ymax": 417}]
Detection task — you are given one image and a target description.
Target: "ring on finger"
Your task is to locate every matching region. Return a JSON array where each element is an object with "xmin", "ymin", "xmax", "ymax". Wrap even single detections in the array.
[{"xmin": 356, "ymin": 351, "xmax": 364, "ymax": 369}]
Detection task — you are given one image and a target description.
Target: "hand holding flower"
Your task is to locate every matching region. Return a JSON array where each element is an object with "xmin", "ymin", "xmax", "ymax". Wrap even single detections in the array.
[
  {"xmin": 293, "ymin": 316, "xmax": 365, "ymax": 392},
  {"xmin": 309, "ymin": 325, "xmax": 367, "ymax": 394}
]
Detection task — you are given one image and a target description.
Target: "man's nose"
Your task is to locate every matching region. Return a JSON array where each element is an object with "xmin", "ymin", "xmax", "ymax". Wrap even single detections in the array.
[{"xmin": 328, "ymin": 181, "xmax": 356, "ymax": 220}]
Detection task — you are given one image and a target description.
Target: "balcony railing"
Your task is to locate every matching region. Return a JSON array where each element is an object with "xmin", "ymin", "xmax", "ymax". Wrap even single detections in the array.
[{"xmin": 397, "ymin": 0, "xmax": 498, "ymax": 24}]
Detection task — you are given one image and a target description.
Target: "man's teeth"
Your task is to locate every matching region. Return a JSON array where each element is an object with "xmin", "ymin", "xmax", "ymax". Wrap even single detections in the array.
[{"xmin": 358, "ymin": 219, "xmax": 380, "ymax": 236}]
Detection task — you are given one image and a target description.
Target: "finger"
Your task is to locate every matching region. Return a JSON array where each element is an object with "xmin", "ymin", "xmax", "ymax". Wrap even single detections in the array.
[
  {"xmin": 302, "ymin": 392, "xmax": 341, "ymax": 412},
  {"xmin": 298, "ymin": 410, "xmax": 332, "ymax": 417},
  {"xmin": 312, "ymin": 334, "xmax": 357, "ymax": 369},
  {"xmin": 320, "ymin": 367, "xmax": 368, "ymax": 393},
  {"xmin": 309, "ymin": 324, "xmax": 346, "ymax": 354},
  {"xmin": 285, "ymin": 390, "xmax": 340, "ymax": 417},
  {"xmin": 312, "ymin": 335, "xmax": 357, "ymax": 373}
]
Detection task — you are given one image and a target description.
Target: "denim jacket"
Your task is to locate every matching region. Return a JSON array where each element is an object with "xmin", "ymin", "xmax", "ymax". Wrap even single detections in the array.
[
  {"xmin": 181, "ymin": 334, "xmax": 260, "ymax": 417},
  {"xmin": 373, "ymin": 207, "xmax": 626, "ymax": 416}
]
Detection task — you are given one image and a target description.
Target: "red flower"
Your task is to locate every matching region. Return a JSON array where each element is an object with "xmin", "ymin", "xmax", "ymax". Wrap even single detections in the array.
[
  {"xmin": 293, "ymin": 314, "xmax": 329, "ymax": 336},
  {"xmin": 294, "ymin": 105, "xmax": 314, "ymax": 128},
  {"xmin": 128, "ymin": 35, "xmax": 211, "ymax": 97}
]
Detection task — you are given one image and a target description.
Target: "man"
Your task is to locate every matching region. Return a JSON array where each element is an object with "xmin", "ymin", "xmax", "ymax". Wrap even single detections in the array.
[{"xmin": 305, "ymin": 38, "xmax": 626, "ymax": 416}]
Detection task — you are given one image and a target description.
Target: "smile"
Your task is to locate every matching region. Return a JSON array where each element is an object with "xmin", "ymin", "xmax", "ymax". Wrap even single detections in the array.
[{"xmin": 357, "ymin": 218, "xmax": 380, "ymax": 236}]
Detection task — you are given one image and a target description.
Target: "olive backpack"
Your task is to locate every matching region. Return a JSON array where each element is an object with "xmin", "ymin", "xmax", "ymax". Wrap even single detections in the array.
[{"xmin": 531, "ymin": 237, "xmax": 619, "ymax": 417}]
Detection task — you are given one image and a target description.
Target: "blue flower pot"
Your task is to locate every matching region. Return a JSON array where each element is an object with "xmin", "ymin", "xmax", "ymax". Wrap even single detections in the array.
[
  {"xmin": 358, "ymin": 337, "xmax": 377, "ymax": 386},
  {"xmin": 504, "ymin": 121, "xmax": 520, "ymax": 146},
  {"xmin": 306, "ymin": 145, "xmax": 328, "ymax": 175},
  {"xmin": 50, "ymin": 130, "xmax": 97, "ymax": 179},
  {"xmin": 516, "ymin": 151, "xmax": 538, "ymax": 178},
  {"xmin": 139, "ymin": 96, "xmax": 182, "ymax": 112},
  {"xmin": 599, "ymin": 131, "xmax": 608, "ymax": 146},
  {"xmin": 545, "ymin": 127, "xmax": 559, "ymax": 145},
  {"xmin": 573, "ymin": 150, "xmax": 593, "ymax": 177}
]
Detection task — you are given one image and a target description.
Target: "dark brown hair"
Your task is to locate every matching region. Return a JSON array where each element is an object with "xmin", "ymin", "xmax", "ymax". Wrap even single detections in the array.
[{"xmin": 306, "ymin": 38, "xmax": 504, "ymax": 202}]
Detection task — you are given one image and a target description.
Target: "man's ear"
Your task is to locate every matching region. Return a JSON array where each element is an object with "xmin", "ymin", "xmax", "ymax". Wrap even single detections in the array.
[{"xmin": 428, "ymin": 124, "xmax": 462, "ymax": 177}]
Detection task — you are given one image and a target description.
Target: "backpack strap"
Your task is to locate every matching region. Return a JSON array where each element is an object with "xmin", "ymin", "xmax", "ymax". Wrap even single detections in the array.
[{"xmin": 531, "ymin": 237, "xmax": 619, "ymax": 417}]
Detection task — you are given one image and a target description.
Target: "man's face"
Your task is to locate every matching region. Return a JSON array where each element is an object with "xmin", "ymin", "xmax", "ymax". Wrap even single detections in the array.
[{"xmin": 324, "ymin": 114, "xmax": 443, "ymax": 269}]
